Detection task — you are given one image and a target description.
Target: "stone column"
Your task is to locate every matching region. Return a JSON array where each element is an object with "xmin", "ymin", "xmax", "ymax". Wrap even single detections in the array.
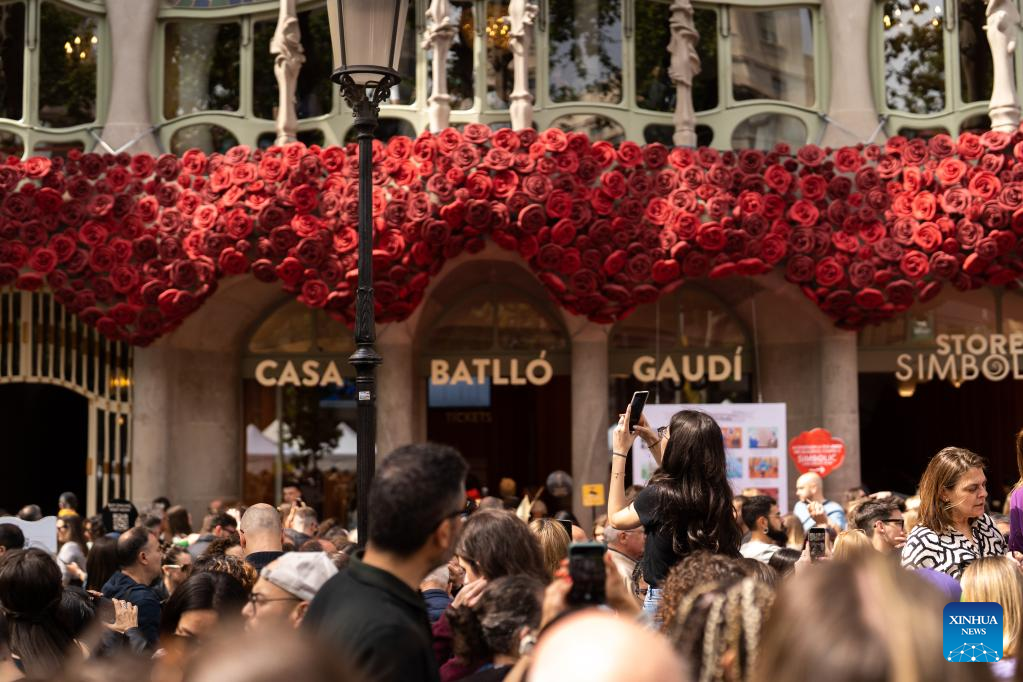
[
  {"xmin": 99, "ymin": 0, "xmax": 160, "ymax": 154},
  {"xmin": 821, "ymin": 0, "xmax": 879, "ymax": 145},
  {"xmin": 668, "ymin": 0, "xmax": 700, "ymax": 147},
  {"xmin": 377, "ymin": 322, "xmax": 416, "ymax": 462},
  {"xmin": 130, "ymin": 345, "xmax": 171, "ymax": 508},
  {"xmin": 986, "ymin": 0, "xmax": 1022, "ymax": 132},
  {"xmin": 423, "ymin": 0, "xmax": 456, "ymax": 132},
  {"xmin": 819, "ymin": 331, "xmax": 861, "ymax": 500},
  {"xmin": 271, "ymin": 0, "xmax": 305, "ymax": 145},
  {"xmin": 570, "ymin": 323, "xmax": 610, "ymax": 523},
  {"xmin": 508, "ymin": 0, "xmax": 538, "ymax": 130}
]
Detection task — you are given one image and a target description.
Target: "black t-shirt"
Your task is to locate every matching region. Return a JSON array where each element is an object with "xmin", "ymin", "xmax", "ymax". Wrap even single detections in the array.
[{"xmin": 634, "ymin": 485, "xmax": 687, "ymax": 588}]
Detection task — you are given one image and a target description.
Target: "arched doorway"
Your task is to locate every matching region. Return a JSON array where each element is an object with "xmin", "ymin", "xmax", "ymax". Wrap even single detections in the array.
[
  {"xmin": 241, "ymin": 299, "xmax": 357, "ymax": 522},
  {"xmin": 418, "ymin": 274, "xmax": 572, "ymax": 500},
  {"xmin": 0, "ymin": 290, "xmax": 132, "ymax": 516}
]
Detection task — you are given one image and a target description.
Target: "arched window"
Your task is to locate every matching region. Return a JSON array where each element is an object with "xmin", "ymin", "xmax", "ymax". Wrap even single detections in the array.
[{"xmin": 0, "ymin": 0, "xmax": 107, "ymax": 158}]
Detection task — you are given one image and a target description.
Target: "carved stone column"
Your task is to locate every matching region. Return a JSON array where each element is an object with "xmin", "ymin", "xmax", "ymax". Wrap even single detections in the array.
[
  {"xmin": 508, "ymin": 0, "xmax": 538, "ymax": 130},
  {"xmin": 668, "ymin": 0, "xmax": 701, "ymax": 147},
  {"xmin": 271, "ymin": 0, "xmax": 305, "ymax": 145},
  {"xmin": 423, "ymin": 0, "xmax": 456, "ymax": 132},
  {"xmin": 986, "ymin": 0, "xmax": 1022, "ymax": 132}
]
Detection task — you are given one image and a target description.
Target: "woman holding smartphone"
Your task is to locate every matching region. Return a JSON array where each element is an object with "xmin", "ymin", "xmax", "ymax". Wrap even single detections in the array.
[{"xmin": 607, "ymin": 406, "xmax": 741, "ymax": 620}]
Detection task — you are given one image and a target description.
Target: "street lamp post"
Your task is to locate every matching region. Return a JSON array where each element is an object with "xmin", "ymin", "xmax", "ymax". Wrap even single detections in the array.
[{"xmin": 326, "ymin": 0, "xmax": 409, "ymax": 545}]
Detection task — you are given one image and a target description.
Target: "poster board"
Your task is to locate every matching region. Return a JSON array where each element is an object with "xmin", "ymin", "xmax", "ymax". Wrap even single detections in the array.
[
  {"xmin": 0, "ymin": 516, "xmax": 57, "ymax": 553},
  {"xmin": 632, "ymin": 403, "xmax": 789, "ymax": 512}
]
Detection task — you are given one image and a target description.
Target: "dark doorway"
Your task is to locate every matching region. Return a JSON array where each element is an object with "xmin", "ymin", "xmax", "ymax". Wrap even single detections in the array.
[
  {"xmin": 0, "ymin": 384, "xmax": 88, "ymax": 516},
  {"xmin": 859, "ymin": 373, "xmax": 1023, "ymax": 506},
  {"xmin": 427, "ymin": 376, "xmax": 572, "ymax": 502}
]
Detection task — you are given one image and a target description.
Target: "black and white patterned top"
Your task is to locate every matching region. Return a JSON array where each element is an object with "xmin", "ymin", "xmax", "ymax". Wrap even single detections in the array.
[{"xmin": 900, "ymin": 513, "xmax": 1006, "ymax": 580}]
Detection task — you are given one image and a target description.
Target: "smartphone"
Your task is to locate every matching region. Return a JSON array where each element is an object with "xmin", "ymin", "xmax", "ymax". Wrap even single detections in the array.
[
  {"xmin": 558, "ymin": 519, "xmax": 573, "ymax": 539},
  {"xmin": 627, "ymin": 391, "xmax": 649, "ymax": 432},
  {"xmin": 94, "ymin": 595, "xmax": 116, "ymax": 624},
  {"xmin": 808, "ymin": 527, "xmax": 827, "ymax": 562},
  {"xmin": 567, "ymin": 542, "xmax": 606, "ymax": 606}
]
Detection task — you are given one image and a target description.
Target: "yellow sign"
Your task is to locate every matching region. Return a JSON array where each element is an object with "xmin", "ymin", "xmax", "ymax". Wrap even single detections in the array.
[{"xmin": 581, "ymin": 484, "xmax": 605, "ymax": 508}]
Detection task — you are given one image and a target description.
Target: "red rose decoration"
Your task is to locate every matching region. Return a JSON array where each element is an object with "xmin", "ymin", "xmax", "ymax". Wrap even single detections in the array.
[
  {"xmin": 899, "ymin": 251, "xmax": 930, "ymax": 279},
  {"xmin": 787, "ymin": 200, "xmax": 819, "ymax": 228},
  {"xmin": 815, "ymin": 257, "xmax": 845, "ymax": 287}
]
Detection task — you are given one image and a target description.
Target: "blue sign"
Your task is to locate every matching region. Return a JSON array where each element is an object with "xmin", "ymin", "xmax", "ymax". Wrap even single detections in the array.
[{"xmin": 943, "ymin": 602, "xmax": 1003, "ymax": 662}]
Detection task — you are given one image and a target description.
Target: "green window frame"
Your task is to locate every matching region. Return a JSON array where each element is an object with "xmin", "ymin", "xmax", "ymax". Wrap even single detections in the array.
[
  {"xmin": 0, "ymin": 0, "xmax": 109, "ymax": 158},
  {"xmin": 871, "ymin": 0, "xmax": 1018, "ymax": 137}
]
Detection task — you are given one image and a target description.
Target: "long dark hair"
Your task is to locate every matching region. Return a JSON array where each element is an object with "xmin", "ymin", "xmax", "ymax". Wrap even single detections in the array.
[
  {"xmin": 160, "ymin": 571, "xmax": 247, "ymax": 636},
  {"xmin": 448, "ymin": 575, "xmax": 543, "ymax": 662},
  {"xmin": 0, "ymin": 548, "xmax": 77, "ymax": 678},
  {"xmin": 59, "ymin": 514, "xmax": 88, "ymax": 551},
  {"xmin": 647, "ymin": 410, "xmax": 742, "ymax": 557},
  {"xmin": 85, "ymin": 536, "xmax": 119, "ymax": 592}
]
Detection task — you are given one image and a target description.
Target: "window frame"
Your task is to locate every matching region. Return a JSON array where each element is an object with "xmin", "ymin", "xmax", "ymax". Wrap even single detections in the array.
[
  {"xmin": 0, "ymin": 0, "xmax": 109, "ymax": 158},
  {"xmin": 870, "ymin": 0, "xmax": 1014, "ymax": 137}
]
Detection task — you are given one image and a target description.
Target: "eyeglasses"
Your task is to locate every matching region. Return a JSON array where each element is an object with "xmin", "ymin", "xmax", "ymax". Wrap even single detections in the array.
[
  {"xmin": 882, "ymin": 518, "xmax": 905, "ymax": 529},
  {"xmin": 247, "ymin": 594, "xmax": 300, "ymax": 609},
  {"xmin": 656, "ymin": 426, "xmax": 669, "ymax": 439}
]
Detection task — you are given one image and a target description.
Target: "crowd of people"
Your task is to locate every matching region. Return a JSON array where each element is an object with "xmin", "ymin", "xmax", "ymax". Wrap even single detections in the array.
[{"xmin": 1, "ymin": 410, "xmax": 1023, "ymax": 681}]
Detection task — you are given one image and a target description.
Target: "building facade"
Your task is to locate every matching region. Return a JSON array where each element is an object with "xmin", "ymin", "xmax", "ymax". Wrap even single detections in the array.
[{"xmin": 1, "ymin": 0, "xmax": 1022, "ymax": 522}]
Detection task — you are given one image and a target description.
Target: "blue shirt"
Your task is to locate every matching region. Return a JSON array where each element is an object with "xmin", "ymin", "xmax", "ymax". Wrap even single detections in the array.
[{"xmin": 793, "ymin": 499, "xmax": 847, "ymax": 532}]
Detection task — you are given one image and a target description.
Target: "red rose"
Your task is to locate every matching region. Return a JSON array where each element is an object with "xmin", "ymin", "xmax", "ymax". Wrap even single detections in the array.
[
  {"xmin": 28, "ymin": 247, "xmax": 57, "ymax": 274},
  {"xmin": 788, "ymin": 199, "xmax": 819, "ymax": 228},
  {"xmin": 651, "ymin": 259, "xmax": 680, "ymax": 283},
  {"xmin": 815, "ymin": 257, "xmax": 845, "ymax": 287},
  {"xmin": 885, "ymin": 279, "xmax": 916, "ymax": 305},
  {"xmin": 981, "ymin": 130, "xmax": 1011, "ymax": 151},
  {"xmin": 956, "ymin": 220, "xmax": 982, "ymax": 249},
  {"xmin": 523, "ymin": 174, "xmax": 552, "ymax": 201},
  {"xmin": 968, "ymin": 171, "xmax": 1001, "ymax": 201},
  {"xmin": 900, "ymin": 251, "xmax": 929, "ymax": 279},
  {"xmin": 192, "ymin": 204, "xmax": 219, "ymax": 230},
  {"xmin": 759, "ymin": 235, "xmax": 787, "ymax": 264},
  {"xmin": 855, "ymin": 288, "xmax": 885, "ymax": 309},
  {"xmin": 796, "ymin": 145, "xmax": 825, "ymax": 167},
  {"xmin": 643, "ymin": 144, "xmax": 669, "ymax": 168},
  {"xmin": 912, "ymin": 222, "xmax": 942, "ymax": 252},
  {"xmin": 929, "ymin": 252, "xmax": 959, "ymax": 279},
  {"xmin": 695, "ymin": 223, "xmax": 726, "ymax": 251},
  {"xmin": 299, "ymin": 279, "xmax": 329, "ymax": 308},
  {"xmin": 182, "ymin": 149, "xmax": 207, "ymax": 175},
  {"xmin": 941, "ymin": 188, "xmax": 970, "ymax": 215},
  {"xmin": 936, "ymin": 158, "xmax": 968, "ymax": 185},
  {"xmin": 785, "ymin": 255, "xmax": 815, "ymax": 282},
  {"xmin": 874, "ymin": 237, "xmax": 903, "ymax": 262},
  {"xmin": 24, "ymin": 156, "xmax": 51, "ymax": 178},
  {"xmin": 957, "ymin": 133, "xmax": 983, "ymax": 159},
  {"xmin": 290, "ymin": 185, "xmax": 318, "ymax": 213},
  {"xmin": 541, "ymin": 128, "xmax": 568, "ymax": 152},
  {"xmin": 616, "ymin": 141, "xmax": 643, "ymax": 167},
  {"xmin": 764, "ymin": 164, "xmax": 792, "ymax": 194},
  {"xmin": 834, "ymin": 147, "xmax": 863, "ymax": 173},
  {"xmin": 848, "ymin": 260, "xmax": 876, "ymax": 288},
  {"xmin": 603, "ymin": 250, "xmax": 627, "ymax": 276}
]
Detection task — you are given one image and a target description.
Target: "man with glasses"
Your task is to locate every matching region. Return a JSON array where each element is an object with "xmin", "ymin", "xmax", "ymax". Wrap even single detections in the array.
[
  {"xmin": 851, "ymin": 499, "xmax": 907, "ymax": 554},
  {"xmin": 242, "ymin": 552, "xmax": 337, "ymax": 632},
  {"xmin": 304, "ymin": 443, "xmax": 468, "ymax": 682},
  {"xmin": 740, "ymin": 495, "xmax": 787, "ymax": 563}
]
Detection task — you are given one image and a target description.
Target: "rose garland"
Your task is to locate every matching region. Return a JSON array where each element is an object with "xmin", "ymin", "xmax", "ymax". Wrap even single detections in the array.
[{"xmin": 1, "ymin": 124, "xmax": 1022, "ymax": 345}]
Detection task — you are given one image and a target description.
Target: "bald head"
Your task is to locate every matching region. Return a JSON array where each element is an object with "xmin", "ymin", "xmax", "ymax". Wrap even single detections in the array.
[
  {"xmin": 796, "ymin": 472, "xmax": 823, "ymax": 503},
  {"xmin": 240, "ymin": 503, "xmax": 283, "ymax": 554},
  {"xmin": 530, "ymin": 611, "xmax": 687, "ymax": 682}
]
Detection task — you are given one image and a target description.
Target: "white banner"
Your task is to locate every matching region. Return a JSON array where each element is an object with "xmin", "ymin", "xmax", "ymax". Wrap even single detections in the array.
[
  {"xmin": 632, "ymin": 403, "xmax": 789, "ymax": 512},
  {"xmin": 0, "ymin": 516, "xmax": 57, "ymax": 554}
]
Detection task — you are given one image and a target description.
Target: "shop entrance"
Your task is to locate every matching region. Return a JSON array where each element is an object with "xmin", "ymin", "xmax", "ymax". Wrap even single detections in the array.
[
  {"xmin": 419, "ymin": 266, "xmax": 571, "ymax": 499},
  {"xmin": 0, "ymin": 384, "xmax": 88, "ymax": 515}
]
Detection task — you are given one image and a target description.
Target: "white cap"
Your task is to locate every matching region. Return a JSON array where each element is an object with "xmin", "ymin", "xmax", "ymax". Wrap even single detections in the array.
[{"xmin": 261, "ymin": 552, "xmax": 338, "ymax": 601}]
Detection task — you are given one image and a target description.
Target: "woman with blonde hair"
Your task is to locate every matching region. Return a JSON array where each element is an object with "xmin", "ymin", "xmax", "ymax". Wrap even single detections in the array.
[
  {"xmin": 901, "ymin": 447, "xmax": 1006, "ymax": 579},
  {"xmin": 528, "ymin": 518, "xmax": 570, "ymax": 579},
  {"xmin": 961, "ymin": 556, "xmax": 1022, "ymax": 680},
  {"xmin": 781, "ymin": 513, "xmax": 804, "ymax": 549},
  {"xmin": 831, "ymin": 529, "xmax": 876, "ymax": 562}
]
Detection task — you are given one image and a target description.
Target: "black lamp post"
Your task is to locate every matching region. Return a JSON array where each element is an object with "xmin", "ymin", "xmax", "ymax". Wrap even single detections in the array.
[{"xmin": 326, "ymin": 0, "xmax": 408, "ymax": 546}]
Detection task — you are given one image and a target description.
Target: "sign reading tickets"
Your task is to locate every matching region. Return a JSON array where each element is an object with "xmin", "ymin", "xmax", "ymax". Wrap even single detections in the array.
[
  {"xmin": 633, "ymin": 403, "xmax": 788, "ymax": 511},
  {"xmin": 581, "ymin": 484, "xmax": 605, "ymax": 507},
  {"xmin": 788, "ymin": 428, "xmax": 846, "ymax": 477}
]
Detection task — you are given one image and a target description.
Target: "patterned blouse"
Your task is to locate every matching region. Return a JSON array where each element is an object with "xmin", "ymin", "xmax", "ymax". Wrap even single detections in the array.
[{"xmin": 900, "ymin": 513, "xmax": 1006, "ymax": 580}]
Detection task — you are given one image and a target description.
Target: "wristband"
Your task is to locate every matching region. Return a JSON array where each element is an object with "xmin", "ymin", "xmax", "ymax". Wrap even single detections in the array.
[{"xmin": 611, "ymin": 452, "xmax": 627, "ymax": 459}]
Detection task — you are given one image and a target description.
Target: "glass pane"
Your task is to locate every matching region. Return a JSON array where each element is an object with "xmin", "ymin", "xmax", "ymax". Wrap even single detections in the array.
[
  {"xmin": 249, "ymin": 302, "xmax": 314, "ymax": 354},
  {"xmin": 32, "ymin": 139, "xmax": 84, "ymax": 158},
  {"xmin": 428, "ymin": 299, "xmax": 496, "ymax": 352},
  {"xmin": 496, "ymin": 299, "xmax": 567, "ymax": 351},
  {"xmin": 548, "ymin": 0, "xmax": 622, "ymax": 103},
  {"xmin": 164, "ymin": 21, "xmax": 240, "ymax": 118},
  {"xmin": 611, "ymin": 288, "xmax": 746, "ymax": 350},
  {"xmin": 731, "ymin": 113, "xmax": 806, "ymax": 149},
  {"xmin": 551, "ymin": 114, "xmax": 623, "ymax": 143},
  {"xmin": 0, "ymin": 2, "xmax": 24, "ymax": 121},
  {"xmin": 881, "ymin": 1, "xmax": 945, "ymax": 113},
  {"xmin": 0, "ymin": 130, "xmax": 23, "ymax": 157},
  {"xmin": 634, "ymin": 0, "xmax": 672, "ymax": 112},
  {"xmin": 392, "ymin": 6, "xmax": 417, "ymax": 104},
  {"xmin": 643, "ymin": 124, "xmax": 674, "ymax": 145},
  {"xmin": 253, "ymin": 8, "xmax": 335, "ymax": 121},
  {"xmin": 693, "ymin": 9, "xmax": 718, "ymax": 112},
  {"xmin": 858, "ymin": 290, "xmax": 995, "ymax": 346},
  {"xmin": 696, "ymin": 124, "xmax": 714, "ymax": 147},
  {"xmin": 343, "ymin": 117, "xmax": 415, "ymax": 143},
  {"xmin": 38, "ymin": 2, "xmax": 98, "ymax": 127},
  {"xmin": 485, "ymin": 0, "xmax": 536, "ymax": 111},
  {"xmin": 169, "ymin": 123, "xmax": 240, "ymax": 155},
  {"xmin": 258, "ymin": 129, "xmax": 325, "ymax": 149},
  {"xmin": 958, "ymin": 0, "xmax": 993, "ymax": 103},
  {"xmin": 312, "ymin": 309, "xmax": 355, "ymax": 354},
  {"xmin": 731, "ymin": 7, "xmax": 814, "ymax": 106},
  {"xmin": 959, "ymin": 114, "xmax": 990, "ymax": 134},
  {"xmin": 427, "ymin": 0, "xmax": 475, "ymax": 110}
]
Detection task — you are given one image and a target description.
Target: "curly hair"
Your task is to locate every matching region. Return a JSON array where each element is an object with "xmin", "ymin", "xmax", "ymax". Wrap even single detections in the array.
[
  {"xmin": 191, "ymin": 553, "xmax": 257, "ymax": 592},
  {"xmin": 448, "ymin": 575, "xmax": 543, "ymax": 662},
  {"xmin": 657, "ymin": 550, "xmax": 748, "ymax": 630},
  {"xmin": 664, "ymin": 577, "xmax": 776, "ymax": 682}
]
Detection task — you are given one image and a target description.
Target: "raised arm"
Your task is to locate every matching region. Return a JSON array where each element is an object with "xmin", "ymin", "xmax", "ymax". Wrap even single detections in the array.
[{"xmin": 608, "ymin": 408, "xmax": 642, "ymax": 530}]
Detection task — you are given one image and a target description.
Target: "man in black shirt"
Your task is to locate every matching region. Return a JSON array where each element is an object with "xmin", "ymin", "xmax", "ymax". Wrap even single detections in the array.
[{"xmin": 304, "ymin": 443, "xmax": 468, "ymax": 682}]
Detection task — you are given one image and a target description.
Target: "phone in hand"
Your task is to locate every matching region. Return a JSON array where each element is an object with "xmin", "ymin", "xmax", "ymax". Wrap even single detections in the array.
[
  {"xmin": 567, "ymin": 542, "xmax": 606, "ymax": 605},
  {"xmin": 808, "ymin": 527, "xmax": 827, "ymax": 562},
  {"xmin": 627, "ymin": 391, "xmax": 649, "ymax": 432},
  {"xmin": 558, "ymin": 519, "xmax": 573, "ymax": 539}
]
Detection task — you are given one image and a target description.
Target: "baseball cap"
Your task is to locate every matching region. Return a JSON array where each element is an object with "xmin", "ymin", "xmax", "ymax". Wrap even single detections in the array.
[{"xmin": 261, "ymin": 552, "xmax": 338, "ymax": 601}]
